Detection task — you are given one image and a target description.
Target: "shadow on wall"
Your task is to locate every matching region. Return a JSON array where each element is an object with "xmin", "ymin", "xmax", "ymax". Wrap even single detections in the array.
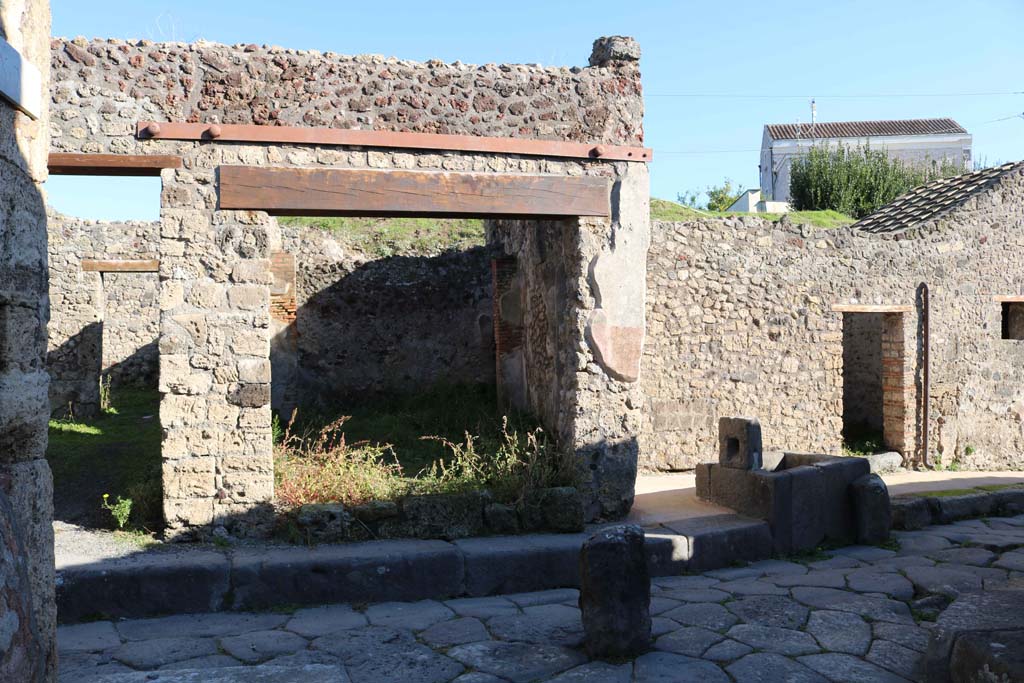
[{"xmin": 275, "ymin": 245, "xmax": 497, "ymax": 414}]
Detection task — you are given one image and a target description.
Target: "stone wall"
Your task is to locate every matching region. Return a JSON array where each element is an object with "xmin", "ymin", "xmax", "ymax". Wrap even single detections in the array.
[
  {"xmin": 0, "ymin": 0, "xmax": 56, "ymax": 679},
  {"xmin": 642, "ymin": 165, "xmax": 1024, "ymax": 472},
  {"xmin": 49, "ymin": 35, "xmax": 643, "ymax": 155},
  {"xmin": 46, "ymin": 213, "xmax": 160, "ymax": 417},
  {"xmin": 48, "ymin": 34, "xmax": 649, "ymax": 532},
  {"xmin": 275, "ymin": 224, "xmax": 494, "ymax": 413}
]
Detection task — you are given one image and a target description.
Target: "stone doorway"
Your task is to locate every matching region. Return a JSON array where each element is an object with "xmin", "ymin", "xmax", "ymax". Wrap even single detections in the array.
[{"xmin": 841, "ymin": 309, "xmax": 911, "ymax": 456}]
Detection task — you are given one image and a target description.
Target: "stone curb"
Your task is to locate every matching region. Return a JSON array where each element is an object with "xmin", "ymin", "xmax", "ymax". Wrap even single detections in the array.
[
  {"xmin": 56, "ymin": 514, "xmax": 770, "ymax": 624},
  {"xmin": 891, "ymin": 488, "xmax": 1024, "ymax": 530}
]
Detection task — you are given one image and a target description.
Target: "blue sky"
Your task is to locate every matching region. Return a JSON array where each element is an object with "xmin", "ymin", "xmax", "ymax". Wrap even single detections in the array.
[{"xmin": 48, "ymin": 0, "xmax": 1024, "ymax": 220}]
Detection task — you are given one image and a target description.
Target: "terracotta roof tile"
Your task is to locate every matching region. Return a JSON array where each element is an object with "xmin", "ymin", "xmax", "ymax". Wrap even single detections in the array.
[
  {"xmin": 852, "ymin": 161, "xmax": 1024, "ymax": 234},
  {"xmin": 766, "ymin": 118, "xmax": 967, "ymax": 141}
]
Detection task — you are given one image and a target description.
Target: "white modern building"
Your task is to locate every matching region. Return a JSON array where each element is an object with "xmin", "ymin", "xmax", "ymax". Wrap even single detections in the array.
[
  {"xmin": 760, "ymin": 118, "xmax": 972, "ymax": 203},
  {"xmin": 726, "ymin": 189, "xmax": 791, "ymax": 214}
]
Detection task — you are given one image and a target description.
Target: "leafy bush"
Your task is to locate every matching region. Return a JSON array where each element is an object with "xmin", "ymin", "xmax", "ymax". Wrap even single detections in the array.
[
  {"xmin": 789, "ymin": 146, "xmax": 964, "ymax": 218},
  {"xmin": 677, "ymin": 178, "xmax": 742, "ymax": 212}
]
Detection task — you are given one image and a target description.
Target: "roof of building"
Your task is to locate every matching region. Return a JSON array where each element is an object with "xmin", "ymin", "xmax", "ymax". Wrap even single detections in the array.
[
  {"xmin": 765, "ymin": 118, "xmax": 967, "ymax": 141},
  {"xmin": 852, "ymin": 161, "xmax": 1024, "ymax": 234}
]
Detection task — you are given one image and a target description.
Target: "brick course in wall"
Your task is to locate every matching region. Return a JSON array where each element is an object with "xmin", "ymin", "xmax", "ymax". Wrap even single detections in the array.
[{"xmin": 642, "ymin": 165, "xmax": 1024, "ymax": 472}]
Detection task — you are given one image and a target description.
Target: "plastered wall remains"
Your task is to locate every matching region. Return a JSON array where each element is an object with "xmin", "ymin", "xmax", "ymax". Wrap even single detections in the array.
[
  {"xmin": 0, "ymin": 0, "xmax": 56, "ymax": 679},
  {"xmin": 46, "ymin": 213, "xmax": 160, "ymax": 417},
  {"xmin": 642, "ymin": 165, "xmax": 1024, "ymax": 472},
  {"xmin": 48, "ymin": 35, "xmax": 650, "ymax": 532}
]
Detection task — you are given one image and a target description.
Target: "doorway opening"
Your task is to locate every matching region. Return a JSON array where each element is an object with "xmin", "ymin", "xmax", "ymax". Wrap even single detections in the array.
[{"xmin": 842, "ymin": 312, "xmax": 885, "ymax": 454}]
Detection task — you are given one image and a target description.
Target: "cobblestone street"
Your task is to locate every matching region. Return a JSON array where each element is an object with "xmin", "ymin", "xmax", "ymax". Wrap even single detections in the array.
[{"xmin": 58, "ymin": 514, "xmax": 1024, "ymax": 682}]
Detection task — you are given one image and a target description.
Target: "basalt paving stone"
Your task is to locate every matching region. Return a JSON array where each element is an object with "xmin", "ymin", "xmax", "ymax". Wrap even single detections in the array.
[
  {"xmin": 364, "ymin": 599, "xmax": 455, "ymax": 630},
  {"xmin": 805, "ymin": 610, "xmax": 872, "ymax": 656},
  {"xmin": 657, "ymin": 587, "xmax": 730, "ymax": 602},
  {"xmin": 726, "ymin": 624, "xmax": 820, "ymax": 656},
  {"xmin": 904, "ymin": 565, "xmax": 984, "ymax": 599},
  {"xmin": 505, "ymin": 588, "xmax": 579, "ymax": 607},
  {"xmin": 873, "ymin": 621, "xmax": 931, "ymax": 654},
  {"xmin": 57, "ymin": 652, "xmax": 133, "ymax": 682},
  {"xmin": 57, "ymin": 621, "xmax": 122, "ymax": 652},
  {"xmin": 452, "ymin": 673, "xmax": 509, "ymax": 683},
  {"xmin": 419, "ymin": 617, "xmax": 489, "ymax": 647},
  {"xmin": 995, "ymin": 551, "xmax": 1024, "ymax": 571},
  {"xmin": 113, "ymin": 612, "xmax": 289, "ymax": 641},
  {"xmin": 845, "ymin": 570, "xmax": 915, "ymax": 600},
  {"xmin": 632, "ymin": 651, "xmax": 730, "ymax": 683},
  {"xmin": 112, "ymin": 636, "xmax": 219, "ymax": 669},
  {"xmin": 726, "ymin": 652, "xmax": 828, "ymax": 683},
  {"xmin": 650, "ymin": 617, "xmax": 679, "ymax": 637},
  {"xmin": 828, "ymin": 545, "xmax": 898, "ymax": 562},
  {"xmin": 807, "ymin": 556, "xmax": 863, "ymax": 570},
  {"xmin": 651, "ymin": 575, "xmax": 721, "ymax": 590},
  {"xmin": 798, "ymin": 653, "xmax": 912, "ymax": 683},
  {"xmin": 546, "ymin": 661, "xmax": 632, "ymax": 682},
  {"xmin": 893, "ymin": 533, "xmax": 953, "ymax": 555},
  {"xmin": 771, "ymin": 569, "xmax": 847, "ymax": 588},
  {"xmin": 284, "ymin": 604, "xmax": 368, "ymax": 637},
  {"xmin": 702, "ymin": 638, "xmax": 753, "ymax": 662},
  {"xmin": 870, "ymin": 555, "xmax": 936, "ymax": 570},
  {"xmin": 219, "ymin": 629, "xmax": 309, "ymax": 664},
  {"xmin": 648, "ymin": 596, "xmax": 682, "ymax": 615},
  {"xmin": 314, "ymin": 625, "xmax": 461, "ymax": 683},
  {"xmin": 725, "ymin": 595, "xmax": 810, "ymax": 629},
  {"xmin": 158, "ymin": 654, "xmax": 242, "ymax": 670},
  {"xmin": 262, "ymin": 649, "xmax": 342, "ymax": 668},
  {"xmin": 928, "ymin": 547, "xmax": 997, "ymax": 566},
  {"xmin": 77, "ymin": 665, "xmax": 350, "ymax": 683},
  {"xmin": 660, "ymin": 602, "xmax": 738, "ymax": 630},
  {"xmin": 791, "ymin": 586, "xmax": 914, "ymax": 624},
  {"xmin": 747, "ymin": 559, "xmax": 808, "ymax": 575},
  {"xmin": 715, "ymin": 578, "xmax": 790, "ymax": 596},
  {"xmin": 703, "ymin": 566, "xmax": 764, "ymax": 581},
  {"xmin": 654, "ymin": 626, "xmax": 724, "ymax": 657},
  {"xmin": 486, "ymin": 603, "xmax": 583, "ymax": 647},
  {"xmin": 867, "ymin": 639, "xmax": 926, "ymax": 680},
  {"xmin": 447, "ymin": 641, "xmax": 586, "ymax": 683},
  {"xmin": 445, "ymin": 596, "xmax": 520, "ymax": 619}
]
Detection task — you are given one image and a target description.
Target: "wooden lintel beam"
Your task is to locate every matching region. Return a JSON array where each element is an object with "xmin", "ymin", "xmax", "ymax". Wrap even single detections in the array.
[
  {"xmin": 218, "ymin": 166, "xmax": 611, "ymax": 218},
  {"xmin": 993, "ymin": 295, "xmax": 1024, "ymax": 303},
  {"xmin": 139, "ymin": 121, "xmax": 652, "ymax": 163},
  {"xmin": 832, "ymin": 304, "xmax": 913, "ymax": 313},
  {"xmin": 81, "ymin": 259, "xmax": 160, "ymax": 272},
  {"xmin": 48, "ymin": 153, "xmax": 182, "ymax": 176}
]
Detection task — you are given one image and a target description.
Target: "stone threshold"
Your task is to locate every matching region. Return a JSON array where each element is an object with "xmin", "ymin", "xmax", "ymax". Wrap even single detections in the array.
[
  {"xmin": 56, "ymin": 513, "xmax": 771, "ymax": 625},
  {"xmin": 892, "ymin": 485, "xmax": 1024, "ymax": 530}
]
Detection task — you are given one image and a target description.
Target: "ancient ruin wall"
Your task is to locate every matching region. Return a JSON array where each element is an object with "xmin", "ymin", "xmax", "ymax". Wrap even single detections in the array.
[
  {"xmin": 48, "ymin": 36, "xmax": 649, "ymax": 531},
  {"xmin": 46, "ymin": 213, "xmax": 160, "ymax": 416},
  {"xmin": 642, "ymin": 166, "xmax": 1024, "ymax": 471},
  {"xmin": 0, "ymin": 0, "xmax": 56, "ymax": 679},
  {"xmin": 49, "ymin": 36, "xmax": 643, "ymax": 155},
  {"xmin": 276, "ymin": 224, "xmax": 494, "ymax": 413}
]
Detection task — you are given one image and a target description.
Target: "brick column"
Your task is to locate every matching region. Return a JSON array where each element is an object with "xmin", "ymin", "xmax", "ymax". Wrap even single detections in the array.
[
  {"xmin": 881, "ymin": 312, "xmax": 914, "ymax": 456},
  {"xmin": 159, "ymin": 168, "xmax": 275, "ymax": 538}
]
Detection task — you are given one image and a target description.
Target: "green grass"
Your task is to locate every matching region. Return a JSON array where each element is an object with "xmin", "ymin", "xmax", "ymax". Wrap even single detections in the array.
[
  {"xmin": 278, "ymin": 216, "xmax": 485, "ymax": 258},
  {"xmin": 842, "ymin": 423, "xmax": 885, "ymax": 456},
  {"xmin": 284, "ymin": 383, "xmax": 537, "ymax": 477},
  {"xmin": 650, "ymin": 197, "xmax": 855, "ymax": 229},
  {"xmin": 908, "ymin": 483, "xmax": 1024, "ymax": 498},
  {"xmin": 47, "ymin": 387, "xmax": 162, "ymax": 531}
]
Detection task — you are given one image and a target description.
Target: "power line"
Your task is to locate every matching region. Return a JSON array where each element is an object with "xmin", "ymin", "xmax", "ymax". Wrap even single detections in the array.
[{"xmin": 647, "ymin": 90, "xmax": 1024, "ymax": 98}]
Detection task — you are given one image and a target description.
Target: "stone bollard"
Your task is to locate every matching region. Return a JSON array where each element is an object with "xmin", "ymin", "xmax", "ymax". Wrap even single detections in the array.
[
  {"xmin": 578, "ymin": 524, "xmax": 651, "ymax": 659},
  {"xmin": 851, "ymin": 473, "xmax": 892, "ymax": 544}
]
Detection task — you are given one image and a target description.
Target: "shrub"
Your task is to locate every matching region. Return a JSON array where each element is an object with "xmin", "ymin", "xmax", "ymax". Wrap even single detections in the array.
[{"xmin": 789, "ymin": 145, "xmax": 964, "ymax": 218}]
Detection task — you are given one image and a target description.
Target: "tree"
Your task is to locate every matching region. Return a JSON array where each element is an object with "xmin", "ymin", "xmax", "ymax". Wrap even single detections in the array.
[
  {"xmin": 789, "ymin": 145, "xmax": 964, "ymax": 218},
  {"xmin": 676, "ymin": 178, "xmax": 742, "ymax": 212}
]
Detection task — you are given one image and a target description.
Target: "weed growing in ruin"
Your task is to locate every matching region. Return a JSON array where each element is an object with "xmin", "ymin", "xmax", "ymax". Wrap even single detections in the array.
[
  {"xmin": 98, "ymin": 374, "xmax": 114, "ymax": 414},
  {"xmin": 100, "ymin": 493, "xmax": 133, "ymax": 530},
  {"xmin": 274, "ymin": 416, "xmax": 407, "ymax": 508}
]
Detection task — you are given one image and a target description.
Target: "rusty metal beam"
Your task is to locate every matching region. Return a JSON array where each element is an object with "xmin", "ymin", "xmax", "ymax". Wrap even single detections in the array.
[
  {"xmin": 218, "ymin": 166, "xmax": 610, "ymax": 218},
  {"xmin": 138, "ymin": 121, "xmax": 652, "ymax": 162},
  {"xmin": 49, "ymin": 153, "xmax": 182, "ymax": 176},
  {"xmin": 81, "ymin": 259, "xmax": 160, "ymax": 272}
]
